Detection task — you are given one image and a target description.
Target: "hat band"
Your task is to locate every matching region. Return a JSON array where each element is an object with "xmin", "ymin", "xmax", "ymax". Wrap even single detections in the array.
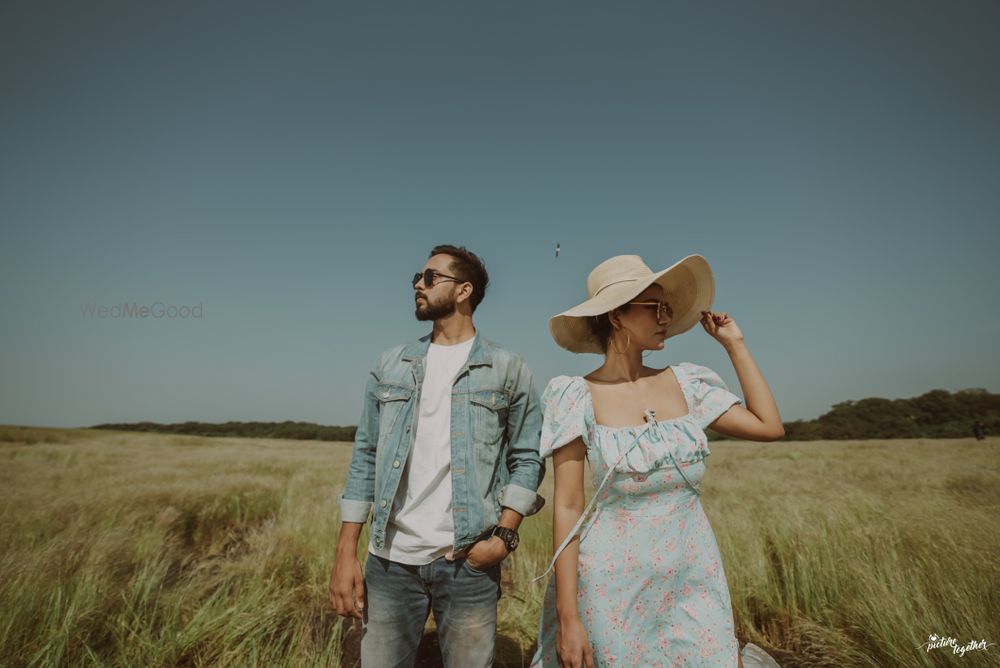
[{"xmin": 592, "ymin": 277, "xmax": 640, "ymax": 297}]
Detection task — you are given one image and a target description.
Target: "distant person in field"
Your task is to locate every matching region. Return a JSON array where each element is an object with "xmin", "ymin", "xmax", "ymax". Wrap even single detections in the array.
[
  {"xmin": 973, "ymin": 420, "xmax": 986, "ymax": 440},
  {"xmin": 329, "ymin": 244, "xmax": 545, "ymax": 668},
  {"xmin": 531, "ymin": 254, "xmax": 783, "ymax": 668}
]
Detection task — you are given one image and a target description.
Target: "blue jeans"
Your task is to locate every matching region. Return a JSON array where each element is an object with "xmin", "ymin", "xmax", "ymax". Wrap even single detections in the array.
[{"xmin": 361, "ymin": 554, "xmax": 501, "ymax": 668}]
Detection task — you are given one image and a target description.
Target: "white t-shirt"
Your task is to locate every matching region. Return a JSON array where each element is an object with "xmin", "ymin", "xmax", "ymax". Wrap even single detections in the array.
[{"xmin": 369, "ymin": 335, "xmax": 475, "ymax": 565}]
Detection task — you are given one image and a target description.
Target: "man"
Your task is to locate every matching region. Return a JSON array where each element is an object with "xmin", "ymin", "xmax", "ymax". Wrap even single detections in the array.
[{"xmin": 329, "ymin": 244, "xmax": 545, "ymax": 667}]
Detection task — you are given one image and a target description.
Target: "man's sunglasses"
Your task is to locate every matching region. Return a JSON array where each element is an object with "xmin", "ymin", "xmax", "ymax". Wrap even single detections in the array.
[
  {"xmin": 627, "ymin": 300, "xmax": 673, "ymax": 321},
  {"xmin": 412, "ymin": 269, "xmax": 463, "ymax": 289}
]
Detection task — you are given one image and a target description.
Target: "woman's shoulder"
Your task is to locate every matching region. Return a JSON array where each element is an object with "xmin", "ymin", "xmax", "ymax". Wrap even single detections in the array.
[
  {"xmin": 671, "ymin": 361, "xmax": 724, "ymax": 385},
  {"xmin": 540, "ymin": 376, "xmax": 591, "ymax": 456},
  {"xmin": 543, "ymin": 373, "xmax": 583, "ymax": 390},
  {"xmin": 673, "ymin": 362, "xmax": 743, "ymax": 427},
  {"xmin": 541, "ymin": 375, "xmax": 589, "ymax": 406}
]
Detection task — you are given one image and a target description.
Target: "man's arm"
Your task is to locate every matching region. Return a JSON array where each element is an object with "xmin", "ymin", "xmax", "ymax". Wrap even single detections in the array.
[
  {"xmin": 329, "ymin": 521, "xmax": 366, "ymax": 618},
  {"xmin": 330, "ymin": 368, "xmax": 380, "ymax": 618},
  {"xmin": 498, "ymin": 358, "xmax": 545, "ymax": 516},
  {"xmin": 466, "ymin": 358, "xmax": 545, "ymax": 570},
  {"xmin": 339, "ymin": 371, "xmax": 381, "ymax": 521}
]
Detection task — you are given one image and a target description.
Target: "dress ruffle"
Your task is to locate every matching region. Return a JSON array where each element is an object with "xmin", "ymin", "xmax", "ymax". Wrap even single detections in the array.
[
  {"xmin": 594, "ymin": 418, "xmax": 710, "ymax": 474},
  {"xmin": 538, "ymin": 364, "xmax": 743, "ymax": 474},
  {"xmin": 538, "ymin": 374, "xmax": 590, "ymax": 458},
  {"xmin": 681, "ymin": 362, "xmax": 744, "ymax": 430}
]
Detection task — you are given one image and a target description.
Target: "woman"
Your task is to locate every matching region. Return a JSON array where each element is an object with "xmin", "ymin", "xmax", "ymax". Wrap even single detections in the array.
[{"xmin": 531, "ymin": 254, "xmax": 782, "ymax": 668}]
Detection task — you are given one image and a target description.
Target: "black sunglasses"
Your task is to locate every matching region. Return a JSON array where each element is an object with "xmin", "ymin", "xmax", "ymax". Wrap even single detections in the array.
[{"xmin": 412, "ymin": 269, "xmax": 463, "ymax": 289}]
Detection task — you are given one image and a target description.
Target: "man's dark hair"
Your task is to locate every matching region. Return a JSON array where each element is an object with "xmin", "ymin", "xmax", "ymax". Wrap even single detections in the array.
[
  {"xmin": 429, "ymin": 244, "xmax": 489, "ymax": 313},
  {"xmin": 587, "ymin": 305, "xmax": 633, "ymax": 352}
]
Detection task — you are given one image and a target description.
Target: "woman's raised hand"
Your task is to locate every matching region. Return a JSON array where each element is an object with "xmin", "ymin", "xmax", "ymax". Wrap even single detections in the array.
[
  {"xmin": 557, "ymin": 616, "xmax": 595, "ymax": 668},
  {"xmin": 699, "ymin": 310, "xmax": 744, "ymax": 346}
]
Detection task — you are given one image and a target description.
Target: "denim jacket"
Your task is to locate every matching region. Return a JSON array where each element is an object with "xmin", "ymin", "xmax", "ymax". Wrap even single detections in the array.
[{"xmin": 339, "ymin": 332, "xmax": 546, "ymax": 554}]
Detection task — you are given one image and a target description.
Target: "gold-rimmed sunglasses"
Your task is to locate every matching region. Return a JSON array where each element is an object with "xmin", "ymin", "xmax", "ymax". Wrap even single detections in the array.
[{"xmin": 626, "ymin": 300, "xmax": 673, "ymax": 321}]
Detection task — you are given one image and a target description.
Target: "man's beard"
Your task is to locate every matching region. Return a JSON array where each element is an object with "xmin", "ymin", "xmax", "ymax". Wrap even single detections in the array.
[{"xmin": 415, "ymin": 295, "xmax": 457, "ymax": 321}]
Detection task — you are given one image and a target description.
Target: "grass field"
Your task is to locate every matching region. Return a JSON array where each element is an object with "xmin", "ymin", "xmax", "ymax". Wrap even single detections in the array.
[{"xmin": 1, "ymin": 425, "xmax": 998, "ymax": 667}]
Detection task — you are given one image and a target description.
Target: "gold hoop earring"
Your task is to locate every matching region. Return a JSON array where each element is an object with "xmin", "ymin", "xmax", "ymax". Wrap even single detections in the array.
[{"xmin": 610, "ymin": 332, "xmax": 631, "ymax": 354}]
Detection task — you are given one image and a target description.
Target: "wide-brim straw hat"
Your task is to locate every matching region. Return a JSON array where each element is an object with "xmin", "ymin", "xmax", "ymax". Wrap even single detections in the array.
[{"xmin": 549, "ymin": 254, "xmax": 715, "ymax": 354}]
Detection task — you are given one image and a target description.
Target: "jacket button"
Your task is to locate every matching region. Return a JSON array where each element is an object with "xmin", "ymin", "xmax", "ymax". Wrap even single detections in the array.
[
  {"xmin": 393, "ymin": 459, "xmax": 400, "ymax": 468},
  {"xmin": 380, "ymin": 499, "xmax": 387, "ymax": 508}
]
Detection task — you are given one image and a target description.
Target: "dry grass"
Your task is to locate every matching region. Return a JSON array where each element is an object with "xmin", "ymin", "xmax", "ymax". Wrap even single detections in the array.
[{"xmin": 1, "ymin": 425, "xmax": 998, "ymax": 667}]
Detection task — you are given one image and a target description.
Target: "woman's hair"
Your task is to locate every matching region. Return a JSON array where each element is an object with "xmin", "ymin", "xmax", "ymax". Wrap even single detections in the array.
[
  {"xmin": 428, "ymin": 244, "xmax": 489, "ymax": 313},
  {"xmin": 587, "ymin": 304, "xmax": 632, "ymax": 352}
]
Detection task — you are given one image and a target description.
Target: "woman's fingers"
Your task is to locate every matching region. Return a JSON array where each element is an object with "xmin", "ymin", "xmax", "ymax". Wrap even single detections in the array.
[
  {"xmin": 702, "ymin": 309, "xmax": 736, "ymax": 337},
  {"xmin": 558, "ymin": 645, "xmax": 587, "ymax": 668},
  {"xmin": 700, "ymin": 310, "xmax": 715, "ymax": 334}
]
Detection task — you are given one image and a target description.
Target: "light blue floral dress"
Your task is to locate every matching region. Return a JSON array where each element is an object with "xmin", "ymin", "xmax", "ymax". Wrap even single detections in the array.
[{"xmin": 530, "ymin": 363, "xmax": 780, "ymax": 667}]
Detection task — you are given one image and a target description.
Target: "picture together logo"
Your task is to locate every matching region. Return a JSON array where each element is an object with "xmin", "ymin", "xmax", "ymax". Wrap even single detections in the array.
[
  {"xmin": 80, "ymin": 302, "xmax": 204, "ymax": 319},
  {"xmin": 918, "ymin": 633, "xmax": 994, "ymax": 657}
]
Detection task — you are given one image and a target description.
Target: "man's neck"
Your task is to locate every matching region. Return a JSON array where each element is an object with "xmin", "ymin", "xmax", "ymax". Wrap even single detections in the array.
[{"xmin": 430, "ymin": 314, "xmax": 476, "ymax": 345}]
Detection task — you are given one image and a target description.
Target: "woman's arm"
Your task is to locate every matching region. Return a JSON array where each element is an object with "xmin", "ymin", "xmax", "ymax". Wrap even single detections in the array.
[
  {"xmin": 551, "ymin": 436, "xmax": 595, "ymax": 668},
  {"xmin": 700, "ymin": 310, "xmax": 785, "ymax": 442}
]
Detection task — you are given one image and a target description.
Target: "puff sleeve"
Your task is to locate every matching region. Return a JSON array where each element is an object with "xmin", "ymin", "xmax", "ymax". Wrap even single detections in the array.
[
  {"xmin": 539, "ymin": 375, "xmax": 590, "ymax": 458},
  {"xmin": 683, "ymin": 363, "xmax": 744, "ymax": 430}
]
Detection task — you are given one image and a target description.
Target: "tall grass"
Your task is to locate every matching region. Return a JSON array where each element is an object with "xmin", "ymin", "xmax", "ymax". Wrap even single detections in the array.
[{"xmin": 1, "ymin": 426, "xmax": 997, "ymax": 667}]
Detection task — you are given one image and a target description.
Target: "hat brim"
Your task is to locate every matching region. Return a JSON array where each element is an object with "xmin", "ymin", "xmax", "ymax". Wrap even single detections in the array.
[{"xmin": 549, "ymin": 255, "xmax": 715, "ymax": 354}]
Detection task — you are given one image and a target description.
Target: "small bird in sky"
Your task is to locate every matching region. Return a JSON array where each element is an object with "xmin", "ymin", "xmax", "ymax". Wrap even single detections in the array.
[{"xmin": 555, "ymin": 243, "xmax": 560, "ymax": 258}]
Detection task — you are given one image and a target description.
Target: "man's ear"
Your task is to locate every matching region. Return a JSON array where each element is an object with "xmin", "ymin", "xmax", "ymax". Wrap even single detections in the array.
[{"xmin": 455, "ymin": 281, "xmax": 474, "ymax": 305}]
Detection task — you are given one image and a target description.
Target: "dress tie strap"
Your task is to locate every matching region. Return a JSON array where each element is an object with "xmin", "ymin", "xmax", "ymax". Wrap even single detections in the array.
[
  {"xmin": 531, "ymin": 411, "xmax": 656, "ymax": 584},
  {"xmin": 666, "ymin": 447, "xmax": 701, "ymax": 497}
]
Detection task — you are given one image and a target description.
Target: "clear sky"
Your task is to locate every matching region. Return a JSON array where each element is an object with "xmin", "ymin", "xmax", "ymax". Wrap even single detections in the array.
[{"xmin": 1, "ymin": 1, "xmax": 998, "ymax": 428}]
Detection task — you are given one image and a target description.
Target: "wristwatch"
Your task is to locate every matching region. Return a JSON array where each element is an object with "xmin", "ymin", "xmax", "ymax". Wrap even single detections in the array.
[{"xmin": 482, "ymin": 525, "xmax": 519, "ymax": 552}]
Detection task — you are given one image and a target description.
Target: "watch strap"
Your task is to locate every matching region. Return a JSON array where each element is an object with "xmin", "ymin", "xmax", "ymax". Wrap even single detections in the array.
[{"xmin": 490, "ymin": 525, "xmax": 519, "ymax": 552}]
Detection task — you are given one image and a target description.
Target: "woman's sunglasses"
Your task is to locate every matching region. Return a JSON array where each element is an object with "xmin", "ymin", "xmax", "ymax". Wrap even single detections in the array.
[
  {"xmin": 412, "ymin": 269, "xmax": 463, "ymax": 289},
  {"xmin": 627, "ymin": 300, "xmax": 673, "ymax": 321}
]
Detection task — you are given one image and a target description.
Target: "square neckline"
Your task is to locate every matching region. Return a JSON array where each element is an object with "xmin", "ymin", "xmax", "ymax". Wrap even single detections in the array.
[{"xmin": 578, "ymin": 364, "xmax": 694, "ymax": 431}]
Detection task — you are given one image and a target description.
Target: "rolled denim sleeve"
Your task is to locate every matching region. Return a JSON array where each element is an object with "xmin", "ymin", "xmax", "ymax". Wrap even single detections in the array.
[
  {"xmin": 339, "ymin": 368, "xmax": 380, "ymax": 523},
  {"xmin": 499, "ymin": 358, "xmax": 546, "ymax": 516}
]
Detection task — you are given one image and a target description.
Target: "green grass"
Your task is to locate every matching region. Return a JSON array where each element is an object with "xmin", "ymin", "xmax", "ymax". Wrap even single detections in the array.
[{"xmin": 1, "ymin": 426, "xmax": 998, "ymax": 667}]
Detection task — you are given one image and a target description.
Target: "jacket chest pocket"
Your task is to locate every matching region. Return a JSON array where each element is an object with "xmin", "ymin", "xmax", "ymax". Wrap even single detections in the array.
[
  {"xmin": 469, "ymin": 389, "xmax": 509, "ymax": 447},
  {"xmin": 376, "ymin": 383, "xmax": 413, "ymax": 443}
]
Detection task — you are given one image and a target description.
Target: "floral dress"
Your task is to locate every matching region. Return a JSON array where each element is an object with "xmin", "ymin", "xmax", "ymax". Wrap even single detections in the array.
[{"xmin": 530, "ymin": 363, "xmax": 780, "ymax": 668}]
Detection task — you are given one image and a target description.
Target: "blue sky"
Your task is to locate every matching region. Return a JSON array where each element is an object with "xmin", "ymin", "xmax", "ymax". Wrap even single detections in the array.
[{"xmin": 1, "ymin": 1, "xmax": 998, "ymax": 427}]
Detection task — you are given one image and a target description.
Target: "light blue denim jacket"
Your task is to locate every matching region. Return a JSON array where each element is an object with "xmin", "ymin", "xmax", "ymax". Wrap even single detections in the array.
[{"xmin": 339, "ymin": 333, "xmax": 546, "ymax": 554}]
